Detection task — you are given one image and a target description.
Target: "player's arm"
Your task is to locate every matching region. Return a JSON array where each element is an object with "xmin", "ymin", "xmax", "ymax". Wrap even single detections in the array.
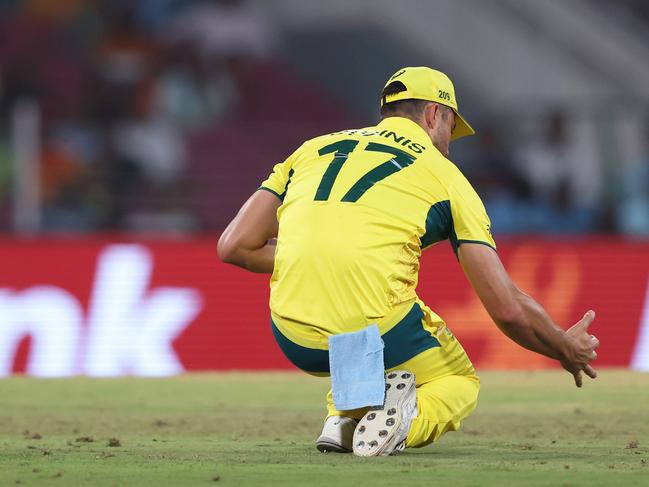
[
  {"xmin": 458, "ymin": 243, "xmax": 600, "ymax": 387},
  {"xmin": 217, "ymin": 190, "xmax": 280, "ymax": 274}
]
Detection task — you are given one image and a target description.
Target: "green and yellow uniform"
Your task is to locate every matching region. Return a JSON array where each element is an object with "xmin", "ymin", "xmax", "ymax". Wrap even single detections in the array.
[{"xmin": 260, "ymin": 116, "xmax": 495, "ymax": 447}]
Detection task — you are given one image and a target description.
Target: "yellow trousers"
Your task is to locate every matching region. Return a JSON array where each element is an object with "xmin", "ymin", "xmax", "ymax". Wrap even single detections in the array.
[{"xmin": 325, "ymin": 326, "xmax": 480, "ymax": 448}]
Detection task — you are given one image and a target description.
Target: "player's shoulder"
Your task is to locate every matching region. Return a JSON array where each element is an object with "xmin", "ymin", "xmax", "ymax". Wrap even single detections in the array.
[
  {"xmin": 442, "ymin": 156, "xmax": 471, "ymax": 184},
  {"xmin": 413, "ymin": 150, "xmax": 482, "ymax": 209},
  {"xmin": 419, "ymin": 147, "xmax": 469, "ymax": 187},
  {"xmin": 438, "ymin": 157, "xmax": 484, "ymax": 205}
]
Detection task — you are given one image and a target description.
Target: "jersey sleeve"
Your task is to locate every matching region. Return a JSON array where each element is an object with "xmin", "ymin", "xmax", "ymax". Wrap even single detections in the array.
[
  {"xmin": 448, "ymin": 173, "xmax": 496, "ymax": 255},
  {"xmin": 258, "ymin": 145, "xmax": 302, "ymax": 201}
]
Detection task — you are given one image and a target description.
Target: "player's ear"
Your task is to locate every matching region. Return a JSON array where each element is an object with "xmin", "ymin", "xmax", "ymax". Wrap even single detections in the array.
[{"xmin": 424, "ymin": 103, "xmax": 437, "ymax": 130}]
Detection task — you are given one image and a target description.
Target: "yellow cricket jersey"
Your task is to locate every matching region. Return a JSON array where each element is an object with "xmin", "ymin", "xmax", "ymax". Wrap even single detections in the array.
[{"xmin": 260, "ymin": 117, "xmax": 495, "ymax": 349}]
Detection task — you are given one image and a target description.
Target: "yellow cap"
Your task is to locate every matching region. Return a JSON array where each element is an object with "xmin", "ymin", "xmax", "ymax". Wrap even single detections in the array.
[{"xmin": 381, "ymin": 66, "xmax": 475, "ymax": 141}]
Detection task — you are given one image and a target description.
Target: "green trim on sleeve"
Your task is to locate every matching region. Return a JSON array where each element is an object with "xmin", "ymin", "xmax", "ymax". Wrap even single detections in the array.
[
  {"xmin": 259, "ymin": 167, "xmax": 295, "ymax": 202},
  {"xmin": 456, "ymin": 239, "xmax": 497, "ymax": 253},
  {"xmin": 258, "ymin": 186, "xmax": 283, "ymax": 200}
]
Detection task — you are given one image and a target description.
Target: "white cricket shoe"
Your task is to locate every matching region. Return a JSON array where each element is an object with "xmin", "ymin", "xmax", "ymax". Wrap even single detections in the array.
[
  {"xmin": 352, "ymin": 370, "xmax": 417, "ymax": 457},
  {"xmin": 316, "ymin": 416, "xmax": 358, "ymax": 453}
]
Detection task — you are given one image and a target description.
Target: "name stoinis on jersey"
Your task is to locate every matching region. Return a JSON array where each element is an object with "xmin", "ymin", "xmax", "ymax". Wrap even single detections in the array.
[{"xmin": 331, "ymin": 128, "xmax": 427, "ymax": 154}]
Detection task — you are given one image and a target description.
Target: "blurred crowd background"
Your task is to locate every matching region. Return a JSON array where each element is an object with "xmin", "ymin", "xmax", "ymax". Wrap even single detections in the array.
[{"xmin": 0, "ymin": 0, "xmax": 648, "ymax": 237}]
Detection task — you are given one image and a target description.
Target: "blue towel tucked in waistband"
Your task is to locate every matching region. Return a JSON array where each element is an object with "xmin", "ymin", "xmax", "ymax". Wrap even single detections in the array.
[{"xmin": 328, "ymin": 324, "xmax": 385, "ymax": 411}]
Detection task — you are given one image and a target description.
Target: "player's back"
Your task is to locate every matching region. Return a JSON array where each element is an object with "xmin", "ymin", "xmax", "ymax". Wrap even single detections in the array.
[{"xmin": 260, "ymin": 116, "xmax": 494, "ymax": 344}]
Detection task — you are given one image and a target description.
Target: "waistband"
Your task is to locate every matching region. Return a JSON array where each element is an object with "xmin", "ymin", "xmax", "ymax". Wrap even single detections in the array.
[
  {"xmin": 272, "ymin": 300, "xmax": 423, "ymax": 350},
  {"xmin": 270, "ymin": 302, "xmax": 442, "ymax": 373}
]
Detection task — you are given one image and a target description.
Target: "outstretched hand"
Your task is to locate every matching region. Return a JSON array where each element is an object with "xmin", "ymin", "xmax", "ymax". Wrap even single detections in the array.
[{"xmin": 560, "ymin": 310, "xmax": 600, "ymax": 387}]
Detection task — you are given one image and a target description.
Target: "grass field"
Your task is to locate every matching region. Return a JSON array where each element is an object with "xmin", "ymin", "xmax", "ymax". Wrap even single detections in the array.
[{"xmin": 1, "ymin": 371, "xmax": 648, "ymax": 486}]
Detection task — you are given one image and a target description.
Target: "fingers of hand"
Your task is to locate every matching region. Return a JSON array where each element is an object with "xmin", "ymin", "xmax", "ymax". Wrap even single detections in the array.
[
  {"xmin": 584, "ymin": 364, "xmax": 597, "ymax": 379},
  {"xmin": 571, "ymin": 335, "xmax": 598, "ymax": 366},
  {"xmin": 573, "ymin": 370, "xmax": 583, "ymax": 388},
  {"xmin": 591, "ymin": 335, "xmax": 600, "ymax": 350},
  {"xmin": 578, "ymin": 310, "xmax": 596, "ymax": 330},
  {"xmin": 584, "ymin": 334, "xmax": 599, "ymax": 362}
]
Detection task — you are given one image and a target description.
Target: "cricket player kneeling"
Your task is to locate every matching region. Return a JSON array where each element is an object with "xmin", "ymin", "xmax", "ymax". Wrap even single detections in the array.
[{"xmin": 218, "ymin": 67, "xmax": 600, "ymax": 457}]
